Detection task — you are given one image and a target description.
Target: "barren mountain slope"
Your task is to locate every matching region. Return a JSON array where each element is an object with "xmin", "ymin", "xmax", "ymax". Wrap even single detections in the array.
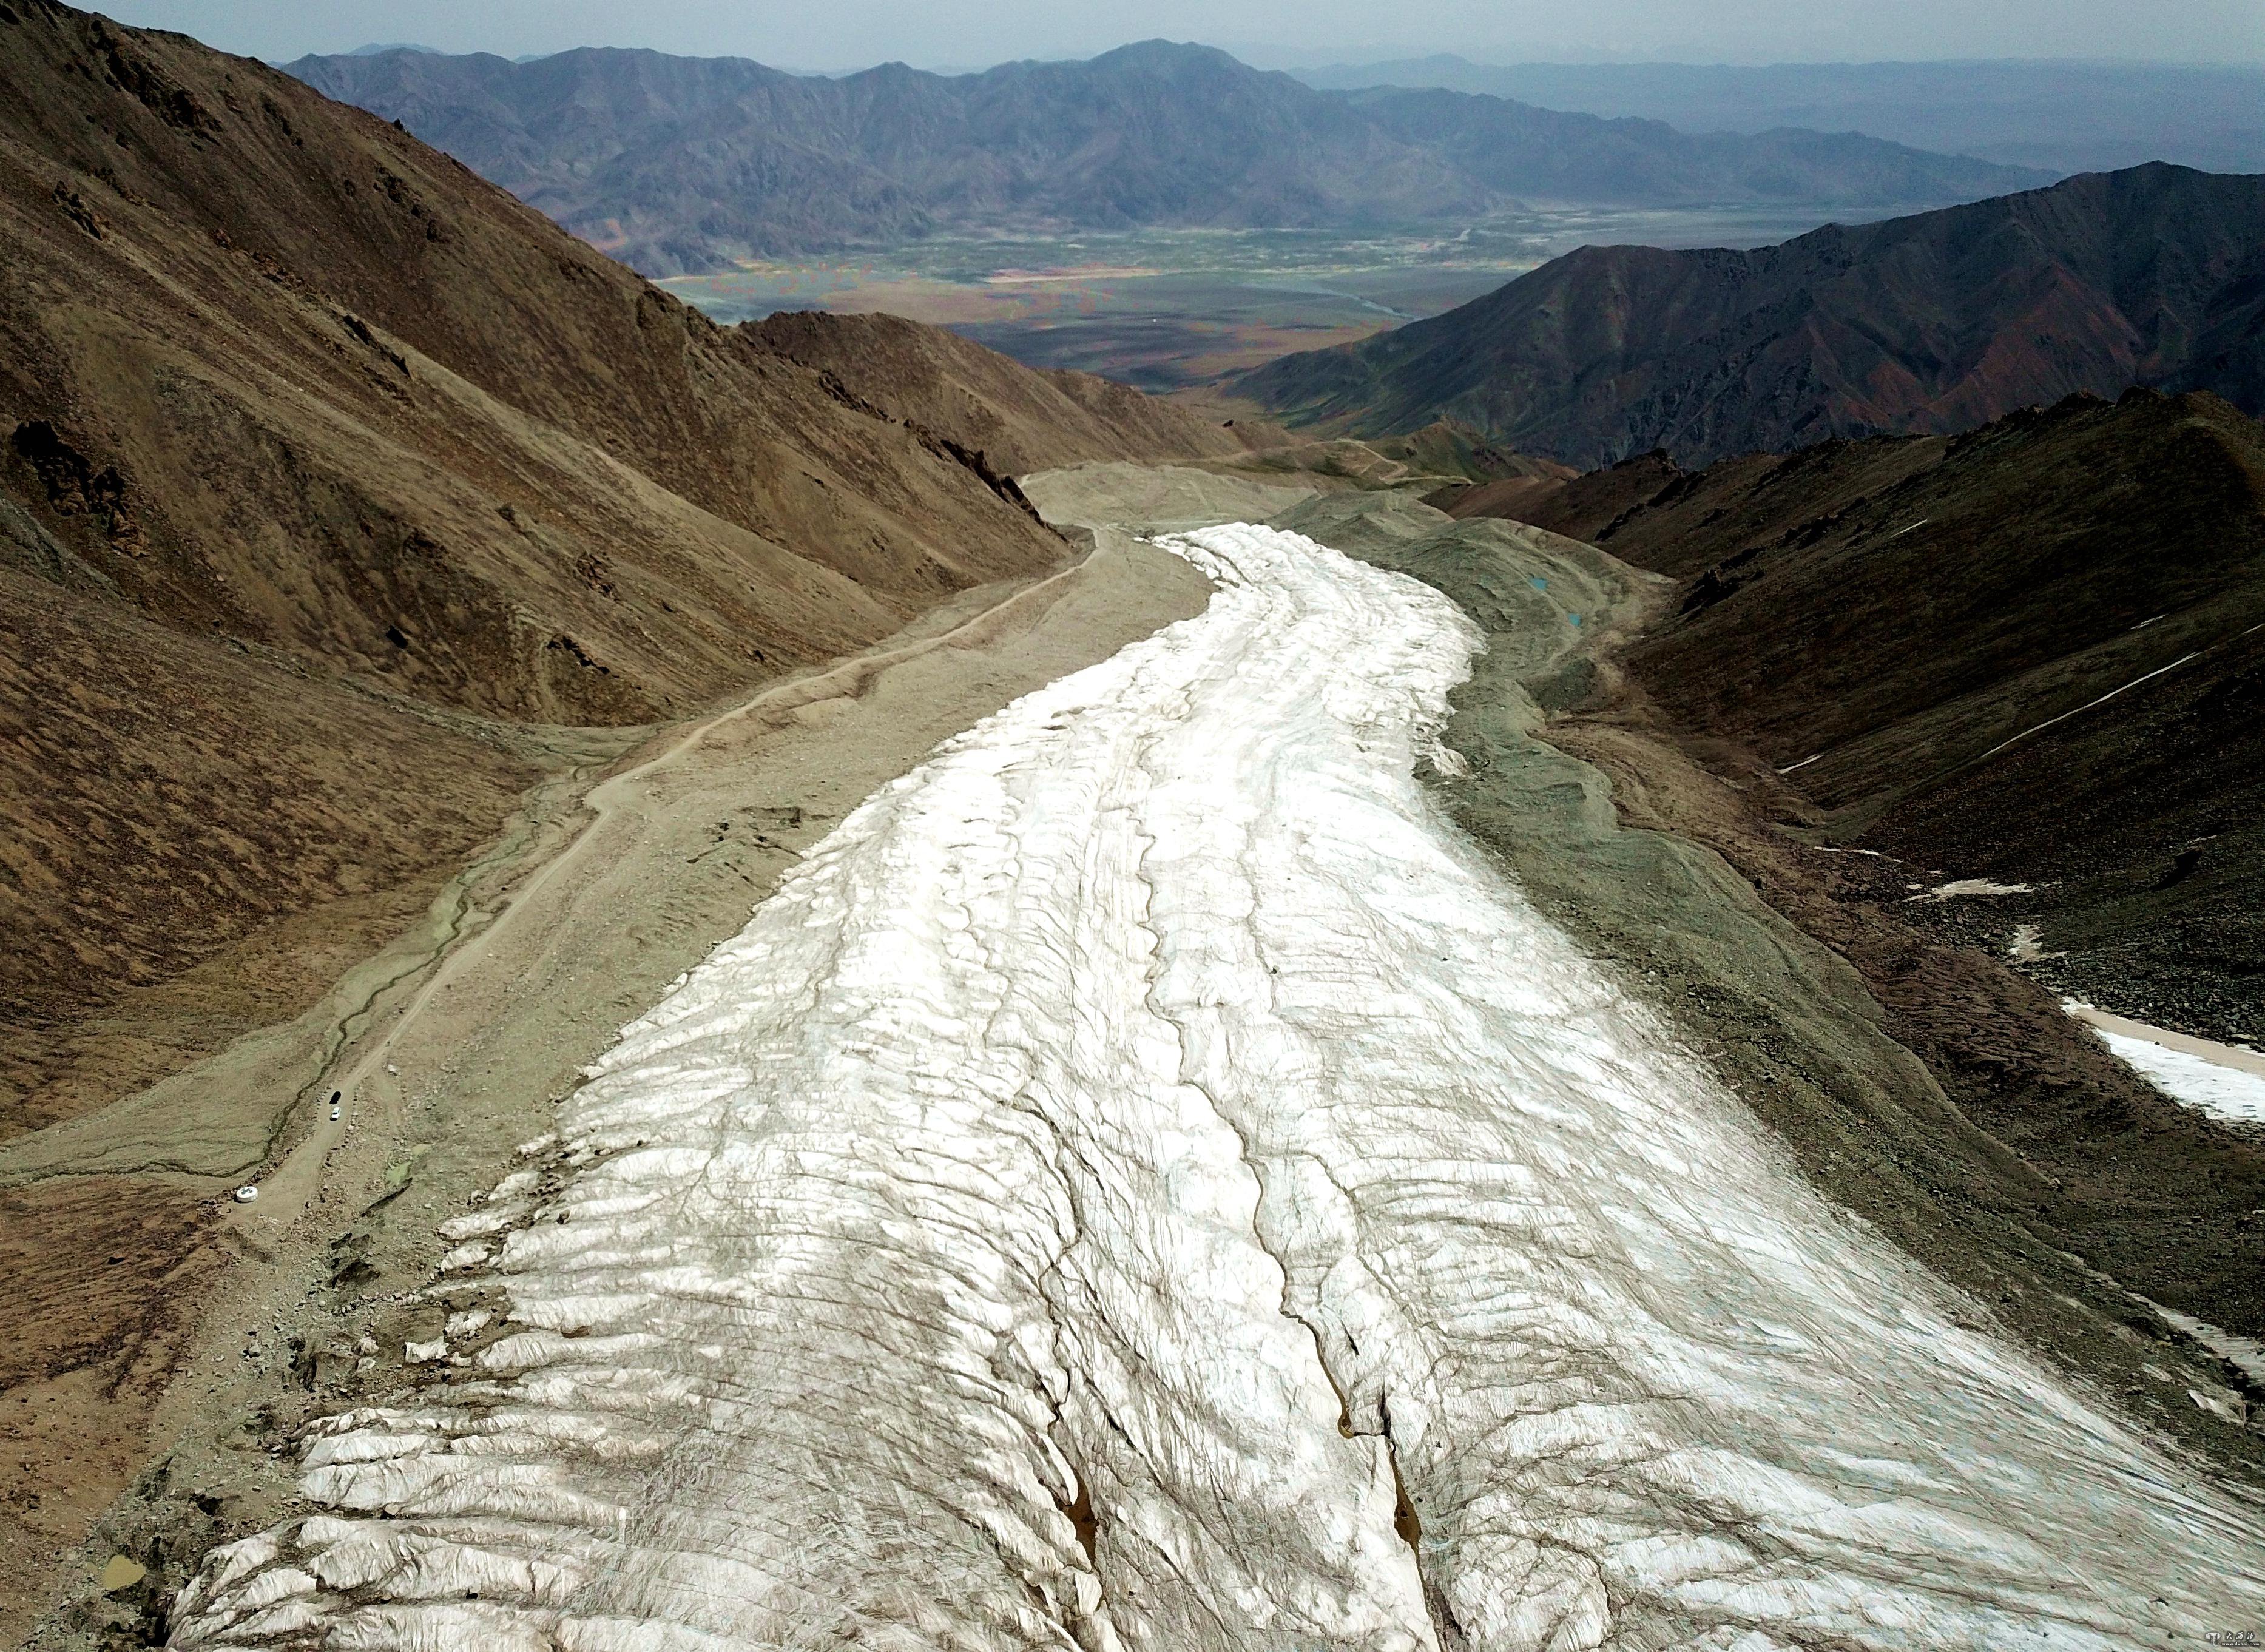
[
  {"xmin": 1232, "ymin": 164, "xmax": 2265, "ymax": 466},
  {"xmin": 1428, "ymin": 447, "xmax": 1678, "ymax": 537},
  {"xmin": 742, "ymin": 309, "xmax": 1260, "ymax": 476}
]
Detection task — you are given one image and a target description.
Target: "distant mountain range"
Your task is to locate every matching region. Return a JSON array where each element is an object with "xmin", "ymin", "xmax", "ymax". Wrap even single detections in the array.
[
  {"xmin": 1294, "ymin": 57, "xmax": 2265, "ymax": 179},
  {"xmin": 1230, "ymin": 164, "xmax": 2265, "ymax": 467},
  {"xmin": 285, "ymin": 41, "xmax": 2049, "ymax": 276}
]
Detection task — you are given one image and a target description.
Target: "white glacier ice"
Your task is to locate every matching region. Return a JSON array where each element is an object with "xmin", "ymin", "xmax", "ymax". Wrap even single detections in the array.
[{"xmin": 172, "ymin": 525, "xmax": 2264, "ymax": 1651}]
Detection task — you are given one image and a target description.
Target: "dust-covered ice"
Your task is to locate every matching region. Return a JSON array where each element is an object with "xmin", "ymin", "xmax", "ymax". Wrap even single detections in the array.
[{"xmin": 172, "ymin": 525, "xmax": 2264, "ymax": 1651}]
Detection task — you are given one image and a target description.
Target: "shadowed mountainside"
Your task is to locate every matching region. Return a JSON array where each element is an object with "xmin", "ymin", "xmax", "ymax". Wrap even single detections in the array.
[
  {"xmin": 0, "ymin": 0, "xmax": 1240, "ymax": 1145},
  {"xmin": 1439, "ymin": 388, "xmax": 2265, "ymax": 1042},
  {"xmin": 286, "ymin": 41, "xmax": 2047, "ymax": 275},
  {"xmin": 1230, "ymin": 165, "xmax": 2265, "ymax": 467}
]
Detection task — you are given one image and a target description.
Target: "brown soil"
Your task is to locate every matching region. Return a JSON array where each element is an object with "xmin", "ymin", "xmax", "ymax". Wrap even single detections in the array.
[
  {"xmin": 0, "ymin": 562, "xmax": 541, "ymax": 1143},
  {"xmin": 0, "ymin": 1180, "xmax": 221, "ymax": 1395}
]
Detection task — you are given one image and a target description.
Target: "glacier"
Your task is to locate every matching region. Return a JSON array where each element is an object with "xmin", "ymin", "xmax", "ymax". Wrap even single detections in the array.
[{"xmin": 170, "ymin": 524, "xmax": 2264, "ymax": 1651}]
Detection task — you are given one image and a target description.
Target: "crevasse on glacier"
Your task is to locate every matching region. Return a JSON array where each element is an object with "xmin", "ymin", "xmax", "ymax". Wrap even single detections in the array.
[{"xmin": 172, "ymin": 525, "xmax": 2264, "ymax": 1651}]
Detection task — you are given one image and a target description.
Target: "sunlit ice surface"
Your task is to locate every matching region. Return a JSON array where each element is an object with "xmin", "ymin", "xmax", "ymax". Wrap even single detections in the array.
[{"xmin": 172, "ymin": 525, "xmax": 2263, "ymax": 1650}]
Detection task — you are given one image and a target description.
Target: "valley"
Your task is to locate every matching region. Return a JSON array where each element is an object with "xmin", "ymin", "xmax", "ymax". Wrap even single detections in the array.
[
  {"xmin": 160, "ymin": 484, "xmax": 2265, "ymax": 1652},
  {"xmin": 658, "ymin": 206, "xmax": 1918, "ymax": 390},
  {"xmin": 4, "ymin": 1, "xmax": 2264, "ymax": 1645}
]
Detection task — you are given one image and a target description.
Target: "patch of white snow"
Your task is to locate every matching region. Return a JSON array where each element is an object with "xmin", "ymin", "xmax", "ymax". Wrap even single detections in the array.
[
  {"xmin": 2153, "ymin": 1304, "xmax": 2265, "ymax": 1391},
  {"xmin": 1913, "ymin": 878, "xmax": 2034, "ymax": 901},
  {"xmin": 2076, "ymin": 1014, "xmax": 2265, "ymax": 1128}
]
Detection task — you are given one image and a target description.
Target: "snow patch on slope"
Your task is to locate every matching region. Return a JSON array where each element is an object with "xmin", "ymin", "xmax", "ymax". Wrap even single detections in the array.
[
  {"xmin": 2082, "ymin": 1016, "xmax": 2265, "ymax": 1128},
  {"xmin": 173, "ymin": 525, "xmax": 2264, "ymax": 1651}
]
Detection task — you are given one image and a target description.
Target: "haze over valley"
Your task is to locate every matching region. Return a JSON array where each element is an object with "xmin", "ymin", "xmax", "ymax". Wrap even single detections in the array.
[
  {"xmin": 1294, "ymin": 57, "xmax": 2265, "ymax": 178},
  {"xmin": 648, "ymin": 209, "xmax": 1912, "ymax": 393}
]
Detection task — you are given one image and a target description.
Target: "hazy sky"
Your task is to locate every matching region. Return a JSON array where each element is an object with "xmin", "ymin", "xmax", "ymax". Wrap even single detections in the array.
[{"xmin": 101, "ymin": 0, "xmax": 2265, "ymax": 72}]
